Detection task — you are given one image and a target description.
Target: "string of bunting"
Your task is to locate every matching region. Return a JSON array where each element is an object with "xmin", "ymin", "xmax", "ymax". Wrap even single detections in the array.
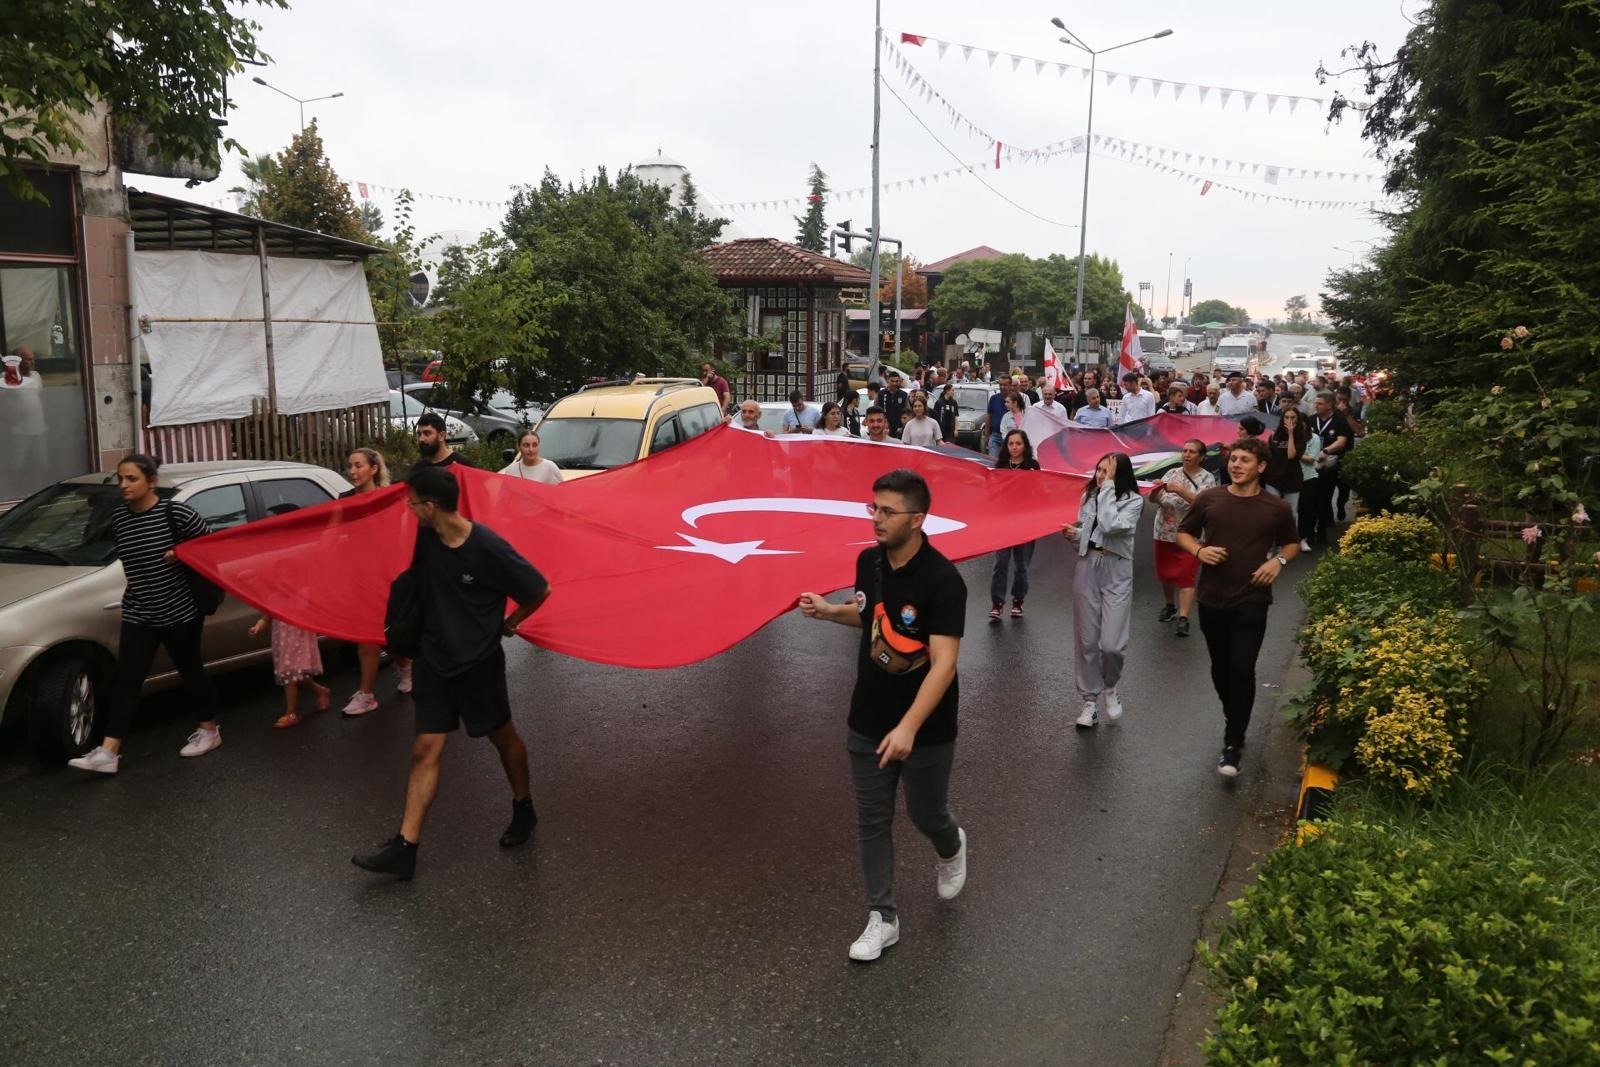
[
  {"xmin": 1106, "ymin": 141, "xmax": 1382, "ymax": 208},
  {"xmin": 886, "ymin": 41, "xmax": 1380, "ymax": 182},
  {"xmin": 889, "ymin": 30, "xmax": 1329, "ymax": 117}
]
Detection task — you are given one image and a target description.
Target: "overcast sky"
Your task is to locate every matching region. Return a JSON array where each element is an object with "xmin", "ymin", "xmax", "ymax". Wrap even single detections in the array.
[{"xmin": 139, "ymin": 0, "xmax": 1415, "ymax": 325}]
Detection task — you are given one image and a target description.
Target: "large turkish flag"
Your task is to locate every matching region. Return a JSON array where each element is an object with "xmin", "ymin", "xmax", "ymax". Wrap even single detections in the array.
[
  {"xmin": 1034, "ymin": 411, "xmax": 1267, "ymax": 481},
  {"xmin": 176, "ymin": 428, "xmax": 1087, "ymax": 668}
]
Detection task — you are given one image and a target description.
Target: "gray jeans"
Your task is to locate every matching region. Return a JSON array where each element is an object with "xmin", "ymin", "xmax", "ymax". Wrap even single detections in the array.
[
  {"xmin": 1073, "ymin": 551, "xmax": 1134, "ymax": 701},
  {"xmin": 847, "ymin": 729, "xmax": 961, "ymax": 921}
]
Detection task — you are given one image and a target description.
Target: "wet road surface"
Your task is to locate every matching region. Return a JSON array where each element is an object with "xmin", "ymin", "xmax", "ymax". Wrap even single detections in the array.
[{"xmin": 0, "ymin": 520, "xmax": 1305, "ymax": 1066}]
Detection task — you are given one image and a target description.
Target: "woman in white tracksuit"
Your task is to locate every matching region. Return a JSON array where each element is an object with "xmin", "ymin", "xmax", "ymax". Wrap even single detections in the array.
[{"xmin": 1062, "ymin": 452, "xmax": 1145, "ymax": 729}]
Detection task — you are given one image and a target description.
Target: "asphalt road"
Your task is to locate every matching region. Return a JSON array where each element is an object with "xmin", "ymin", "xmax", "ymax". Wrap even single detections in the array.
[{"xmin": 0, "ymin": 510, "xmax": 1308, "ymax": 1067}]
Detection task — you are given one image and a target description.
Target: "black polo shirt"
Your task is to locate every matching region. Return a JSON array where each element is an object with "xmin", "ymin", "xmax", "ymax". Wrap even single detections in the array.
[
  {"xmin": 880, "ymin": 388, "xmax": 909, "ymax": 437},
  {"xmin": 849, "ymin": 537, "xmax": 967, "ymax": 745}
]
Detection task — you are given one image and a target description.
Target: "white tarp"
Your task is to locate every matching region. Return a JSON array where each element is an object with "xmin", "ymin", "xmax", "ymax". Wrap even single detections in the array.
[{"xmin": 134, "ymin": 249, "xmax": 389, "ymax": 426}]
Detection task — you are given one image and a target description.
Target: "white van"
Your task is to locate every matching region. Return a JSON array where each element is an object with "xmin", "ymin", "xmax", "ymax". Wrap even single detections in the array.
[{"xmin": 1213, "ymin": 336, "xmax": 1259, "ymax": 377}]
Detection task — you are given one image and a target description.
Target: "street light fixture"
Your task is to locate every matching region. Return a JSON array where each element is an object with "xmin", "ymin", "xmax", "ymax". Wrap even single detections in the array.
[
  {"xmin": 252, "ymin": 76, "xmax": 345, "ymax": 131},
  {"xmin": 1332, "ymin": 245, "xmax": 1361, "ymax": 265},
  {"xmin": 1051, "ymin": 19, "xmax": 1173, "ymax": 364}
]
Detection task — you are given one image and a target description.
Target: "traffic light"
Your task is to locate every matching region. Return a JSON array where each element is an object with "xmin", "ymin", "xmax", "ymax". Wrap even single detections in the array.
[{"xmin": 837, "ymin": 220, "xmax": 854, "ymax": 253}]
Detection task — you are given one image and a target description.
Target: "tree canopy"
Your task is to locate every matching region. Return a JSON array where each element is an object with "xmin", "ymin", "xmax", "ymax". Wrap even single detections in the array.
[
  {"xmin": 1318, "ymin": 0, "xmax": 1600, "ymax": 393},
  {"xmin": 793, "ymin": 164, "xmax": 828, "ymax": 253},
  {"xmin": 1188, "ymin": 298, "xmax": 1247, "ymax": 325},
  {"xmin": 0, "ymin": 0, "xmax": 283, "ymax": 201},
  {"xmin": 252, "ymin": 123, "xmax": 369, "ymax": 242},
  {"xmin": 928, "ymin": 252, "xmax": 1143, "ymax": 346}
]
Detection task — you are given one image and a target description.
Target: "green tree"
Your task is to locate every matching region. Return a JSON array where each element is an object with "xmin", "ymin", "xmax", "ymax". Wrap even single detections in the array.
[
  {"xmin": 430, "ymin": 236, "xmax": 558, "ymax": 408},
  {"xmin": 489, "ymin": 165, "xmax": 740, "ymax": 395},
  {"xmin": 228, "ymin": 152, "xmax": 278, "ymax": 217},
  {"xmin": 1284, "ymin": 294, "xmax": 1311, "ymax": 326},
  {"xmin": 927, "ymin": 252, "xmax": 1142, "ymax": 347},
  {"xmin": 363, "ymin": 190, "xmax": 432, "ymax": 370},
  {"xmin": 253, "ymin": 123, "xmax": 367, "ymax": 242},
  {"xmin": 1318, "ymin": 0, "xmax": 1600, "ymax": 392},
  {"xmin": 793, "ymin": 164, "xmax": 828, "ymax": 252},
  {"xmin": 1, "ymin": 0, "xmax": 283, "ymax": 201},
  {"xmin": 357, "ymin": 200, "xmax": 384, "ymax": 237},
  {"xmin": 1187, "ymin": 298, "xmax": 1242, "ymax": 325}
]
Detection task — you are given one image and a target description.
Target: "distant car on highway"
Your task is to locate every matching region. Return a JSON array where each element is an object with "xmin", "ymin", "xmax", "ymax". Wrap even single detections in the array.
[
  {"xmin": 1179, "ymin": 335, "xmax": 1200, "ymax": 354},
  {"xmin": 0, "ymin": 461, "xmax": 351, "ymax": 763},
  {"xmin": 1315, "ymin": 348, "xmax": 1339, "ymax": 374},
  {"xmin": 1212, "ymin": 337, "xmax": 1259, "ymax": 378},
  {"xmin": 1283, "ymin": 358, "xmax": 1321, "ymax": 378}
]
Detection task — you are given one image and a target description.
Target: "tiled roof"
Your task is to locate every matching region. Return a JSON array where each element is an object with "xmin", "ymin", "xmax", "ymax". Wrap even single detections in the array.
[
  {"xmin": 917, "ymin": 245, "xmax": 1006, "ymax": 276},
  {"xmin": 700, "ymin": 238, "xmax": 871, "ymax": 285}
]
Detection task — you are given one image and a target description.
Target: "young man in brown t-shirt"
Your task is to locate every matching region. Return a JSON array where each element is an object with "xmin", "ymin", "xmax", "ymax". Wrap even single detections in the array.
[{"xmin": 1176, "ymin": 437, "xmax": 1300, "ymax": 777}]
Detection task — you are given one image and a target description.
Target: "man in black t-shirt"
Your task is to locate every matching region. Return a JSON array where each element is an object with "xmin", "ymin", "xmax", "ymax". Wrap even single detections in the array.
[
  {"xmin": 416, "ymin": 411, "xmax": 475, "ymax": 468},
  {"xmin": 353, "ymin": 465, "xmax": 549, "ymax": 880},
  {"xmin": 1305, "ymin": 392, "xmax": 1351, "ymax": 545},
  {"xmin": 799, "ymin": 469, "xmax": 968, "ymax": 962}
]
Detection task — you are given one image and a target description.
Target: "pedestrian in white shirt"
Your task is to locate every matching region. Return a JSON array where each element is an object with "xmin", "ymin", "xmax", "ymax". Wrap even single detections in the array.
[
  {"xmin": 815, "ymin": 402, "xmax": 852, "ymax": 437},
  {"xmin": 900, "ymin": 396, "xmax": 943, "ymax": 447},
  {"xmin": 1035, "ymin": 384, "xmax": 1069, "ymax": 418},
  {"xmin": 498, "ymin": 429, "xmax": 563, "ymax": 484},
  {"xmin": 1215, "ymin": 373, "xmax": 1257, "ymax": 418},
  {"xmin": 1196, "ymin": 385, "xmax": 1223, "ymax": 415},
  {"xmin": 1118, "ymin": 372, "xmax": 1158, "ymax": 422}
]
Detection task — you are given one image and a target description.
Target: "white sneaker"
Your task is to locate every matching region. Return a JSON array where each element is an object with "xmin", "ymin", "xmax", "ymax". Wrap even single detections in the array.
[
  {"xmin": 848, "ymin": 912, "xmax": 900, "ymax": 962},
  {"xmin": 395, "ymin": 665, "xmax": 413, "ymax": 694},
  {"xmin": 342, "ymin": 691, "xmax": 379, "ymax": 717},
  {"xmin": 1074, "ymin": 702, "xmax": 1098, "ymax": 729},
  {"xmin": 1300, "ymin": 539, "xmax": 1314, "ymax": 553},
  {"xmin": 67, "ymin": 746, "xmax": 120, "ymax": 774},
  {"xmin": 179, "ymin": 726, "xmax": 222, "ymax": 758},
  {"xmin": 1103, "ymin": 689, "xmax": 1124, "ymax": 724},
  {"xmin": 935, "ymin": 828, "xmax": 968, "ymax": 900}
]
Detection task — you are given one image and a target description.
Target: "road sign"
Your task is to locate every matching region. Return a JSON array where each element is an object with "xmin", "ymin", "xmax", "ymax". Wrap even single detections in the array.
[{"xmin": 1069, "ymin": 320, "xmax": 1090, "ymax": 336}]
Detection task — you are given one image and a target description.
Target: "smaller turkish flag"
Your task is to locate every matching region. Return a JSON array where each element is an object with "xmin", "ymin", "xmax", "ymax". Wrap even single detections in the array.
[
  {"xmin": 1118, "ymin": 304, "xmax": 1140, "ymax": 374},
  {"xmin": 995, "ymin": 141, "xmax": 1002, "ymax": 169},
  {"xmin": 900, "ymin": 32, "xmax": 926, "ymax": 45},
  {"xmin": 357, "ymin": 182, "xmax": 369, "ymax": 199},
  {"xmin": 1200, "ymin": 180, "xmax": 1213, "ymax": 197}
]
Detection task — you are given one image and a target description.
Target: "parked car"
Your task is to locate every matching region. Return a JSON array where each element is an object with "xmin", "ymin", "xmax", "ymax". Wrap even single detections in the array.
[
  {"xmin": 0, "ymin": 461, "xmax": 352, "ymax": 762},
  {"xmin": 401, "ymin": 382, "xmax": 541, "ymax": 447},
  {"xmin": 952, "ymin": 383, "xmax": 997, "ymax": 448},
  {"xmin": 387, "ymin": 390, "xmax": 478, "ymax": 446},
  {"xmin": 1145, "ymin": 351, "xmax": 1178, "ymax": 375},
  {"xmin": 533, "ymin": 378, "xmax": 724, "ymax": 480}
]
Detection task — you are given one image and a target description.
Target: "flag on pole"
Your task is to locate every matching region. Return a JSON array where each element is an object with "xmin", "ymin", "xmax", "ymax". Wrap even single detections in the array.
[
  {"xmin": 1118, "ymin": 304, "xmax": 1140, "ymax": 375},
  {"xmin": 1042, "ymin": 337, "xmax": 1071, "ymax": 393}
]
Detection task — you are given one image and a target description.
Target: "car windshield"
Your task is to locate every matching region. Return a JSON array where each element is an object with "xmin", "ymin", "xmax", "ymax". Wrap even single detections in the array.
[
  {"xmin": 757, "ymin": 408, "xmax": 788, "ymax": 434},
  {"xmin": 535, "ymin": 417, "xmax": 645, "ymax": 470},
  {"xmin": 955, "ymin": 388, "xmax": 991, "ymax": 412},
  {"xmin": 0, "ymin": 481, "xmax": 142, "ymax": 566}
]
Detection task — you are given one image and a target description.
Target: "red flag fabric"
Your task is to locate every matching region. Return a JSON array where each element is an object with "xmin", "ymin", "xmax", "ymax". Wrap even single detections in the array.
[
  {"xmin": 1118, "ymin": 304, "xmax": 1140, "ymax": 375},
  {"xmin": 1035, "ymin": 412, "xmax": 1255, "ymax": 479},
  {"xmin": 357, "ymin": 182, "xmax": 369, "ymax": 199},
  {"xmin": 995, "ymin": 141, "xmax": 1003, "ymax": 169},
  {"xmin": 900, "ymin": 32, "xmax": 927, "ymax": 45},
  {"xmin": 1200, "ymin": 179, "xmax": 1213, "ymax": 196},
  {"xmin": 176, "ymin": 429, "xmax": 1086, "ymax": 669}
]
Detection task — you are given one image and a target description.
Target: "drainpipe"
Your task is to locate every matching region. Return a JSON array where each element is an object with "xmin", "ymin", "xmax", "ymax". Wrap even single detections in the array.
[
  {"xmin": 255, "ymin": 225, "xmax": 279, "ymax": 456},
  {"xmin": 125, "ymin": 230, "xmax": 142, "ymax": 452}
]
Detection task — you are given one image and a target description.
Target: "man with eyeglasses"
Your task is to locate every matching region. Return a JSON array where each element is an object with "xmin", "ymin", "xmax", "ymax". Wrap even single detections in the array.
[{"xmin": 798, "ymin": 469, "xmax": 968, "ymax": 963}]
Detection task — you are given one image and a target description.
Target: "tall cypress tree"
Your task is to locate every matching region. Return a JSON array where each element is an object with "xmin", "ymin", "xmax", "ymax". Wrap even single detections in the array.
[{"xmin": 793, "ymin": 163, "xmax": 828, "ymax": 252}]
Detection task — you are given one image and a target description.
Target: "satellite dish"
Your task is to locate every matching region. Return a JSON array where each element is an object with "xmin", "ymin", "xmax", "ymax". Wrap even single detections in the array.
[{"xmin": 954, "ymin": 334, "xmax": 969, "ymax": 347}]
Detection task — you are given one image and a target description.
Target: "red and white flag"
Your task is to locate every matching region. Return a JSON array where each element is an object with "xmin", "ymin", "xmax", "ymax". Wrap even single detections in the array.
[
  {"xmin": 1200, "ymin": 180, "xmax": 1212, "ymax": 196},
  {"xmin": 1041, "ymin": 337, "xmax": 1071, "ymax": 393},
  {"xmin": 900, "ymin": 32, "xmax": 926, "ymax": 45},
  {"xmin": 177, "ymin": 429, "xmax": 1087, "ymax": 669},
  {"xmin": 357, "ymin": 182, "xmax": 369, "ymax": 199},
  {"xmin": 1118, "ymin": 304, "xmax": 1141, "ymax": 375}
]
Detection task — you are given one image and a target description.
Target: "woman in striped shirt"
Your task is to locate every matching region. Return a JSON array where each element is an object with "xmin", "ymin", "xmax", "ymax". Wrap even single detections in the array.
[{"xmin": 67, "ymin": 454, "xmax": 222, "ymax": 774}]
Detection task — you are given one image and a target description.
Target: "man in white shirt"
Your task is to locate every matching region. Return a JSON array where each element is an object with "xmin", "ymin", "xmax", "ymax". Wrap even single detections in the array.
[
  {"xmin": 1196, "ymin": 385, "xmax": 1223, "ymax": 415},
  {"xmin": 1035, "ymin": 384, "xmax": 1069, "ymax": 418},
  {"xmin": 1118, "ymin": 372, "xmax": 1158, "ymax": 422},
  {"xmin": 1215, "ymin": 372, "xmax": 1257, "ymax": 418}
]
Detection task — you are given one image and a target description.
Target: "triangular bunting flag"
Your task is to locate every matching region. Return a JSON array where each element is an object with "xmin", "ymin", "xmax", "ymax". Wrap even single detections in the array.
[
  {"xmin": 1287, "ymin": 97, "xmax": 1300, "ymax": 115},
  {"xmin": 1105, "ymin": 71, "xmax": 1117, "ymax": 88},
  {"xmin": 1035, "ymin": 59, "xmax": 1046, "ymax": 75},
  {"xmin": 1172, "ymin": 82, "xmax": 1186, "ymax": 100},
  {"xmin": 1010, "ymin": 54, "xmax": 1022, "ymax": 72},
  {"xmin": 937, "ymin": 40, "xmax": 949, "ymax": 58},
  {"xmin": 1219, "ymin": 88, "xmax": 1233, "ymax": 109},
  {"xmin": 1128, "ymin": 75, "xmax": 1141, "ymax": 93},
  {"xmin": 1197, "ymin": 86, "xmax": 1210, "ymax": 104},
  {"xmin": 961, "ymin": 45, "xmax": 973, "ymax": 61},
  {"xmin": 1266, "ymin": 94, "xmax": 1279, "ymax": 113},
  {"xmin": 1242, "ymin": 91, "xmax": 1256, "ymax": 110},
  {"xmin": 1151, "ymin": 78, "xmax": 1164, "ymax": 97},
  {"xmin": 986, "ymin": 50, "xmax": 998, "ymax": 67}
]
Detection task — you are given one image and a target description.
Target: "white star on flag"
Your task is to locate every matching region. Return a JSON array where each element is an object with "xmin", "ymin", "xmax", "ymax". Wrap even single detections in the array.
[{"xmin": 655, "ymin": 534, "xmax": 798, "ymax": 565}]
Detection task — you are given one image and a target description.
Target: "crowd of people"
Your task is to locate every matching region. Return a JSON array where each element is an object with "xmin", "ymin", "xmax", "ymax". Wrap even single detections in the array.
[{"xmin": 63, "ymin": 354, "xmax": 1341, "ymax": 962}]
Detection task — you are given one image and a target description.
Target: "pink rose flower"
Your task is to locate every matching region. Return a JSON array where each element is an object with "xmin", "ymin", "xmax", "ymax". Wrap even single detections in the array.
[
  {"xmin": 1521, "ymin": 525, "xmax": 1543, "ymax": 545},
  {"xmin": 1500, "ymin": 336, "xmax": 1515, "ymax": 351},
  {"xmin": 1513, "ymin": 325, "xmax": 1530, "ymax": 339},
  {"xmin": 1574, "ymin": 503, "xmax": 1590, "ymax": 526}
]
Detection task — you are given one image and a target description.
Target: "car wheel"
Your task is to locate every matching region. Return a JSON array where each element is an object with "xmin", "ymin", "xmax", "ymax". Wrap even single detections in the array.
[{"xmin": 29, "ymin": 656, "xmax": 104, "ymax": 765}]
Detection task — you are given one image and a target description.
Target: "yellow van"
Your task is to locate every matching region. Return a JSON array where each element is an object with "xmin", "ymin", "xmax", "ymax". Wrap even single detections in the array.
[{"xmin": 533, "ymin": 378, "xmax": 726, "ymax": 481}]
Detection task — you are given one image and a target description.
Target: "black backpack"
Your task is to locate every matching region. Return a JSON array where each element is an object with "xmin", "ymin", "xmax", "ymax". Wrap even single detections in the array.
[
  {"xmin": 384, "ymin": 567, "xmax": 423, "ymax": 658},
  {"xmin": 164, "ymin": 503, "xmax": 225, "ymax": 616}
]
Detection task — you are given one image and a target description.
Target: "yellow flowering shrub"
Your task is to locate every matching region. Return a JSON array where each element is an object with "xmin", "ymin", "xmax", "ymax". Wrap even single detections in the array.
[
  {"xmin": 1353, "ymin": 687, "xmax": 1463, "ymax": 797},
  {"xmin": 1338, "ymin": 512, "xmax": 1441, "ymax": 560}
]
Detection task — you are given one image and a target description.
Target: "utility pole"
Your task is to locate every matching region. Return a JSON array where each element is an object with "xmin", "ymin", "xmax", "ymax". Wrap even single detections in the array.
[
  {"xmin": 867, "ymin": 0, "xmax": 884, "ymax": 385},
  {"xmin": 1164, "ymin": 250, "xmax": 1173, "ymax": 321}
]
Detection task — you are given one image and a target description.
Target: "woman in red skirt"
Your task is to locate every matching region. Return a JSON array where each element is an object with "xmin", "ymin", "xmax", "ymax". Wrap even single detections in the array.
[{"xmin": 1149, "ymin": 439, "xmax": 1217, "ymax": 637}]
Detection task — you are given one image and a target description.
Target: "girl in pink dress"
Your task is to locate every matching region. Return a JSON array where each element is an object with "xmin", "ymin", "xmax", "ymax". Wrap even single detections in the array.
[{"xmin": 249, "ymin": 614, "xmax": 331, "ymax": 728}]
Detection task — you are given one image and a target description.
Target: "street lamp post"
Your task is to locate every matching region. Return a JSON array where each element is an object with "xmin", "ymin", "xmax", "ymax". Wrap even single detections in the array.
[
  {"xmin": 1332, "ymin": 245, "xmax": 1360, "ymax": 265},
  {"xmin": 1181, "ymin": 256, "xmax": 1192, "ymax": 319},
  {"xmin": 1164, "ymin": 250, "xmax": 1173, "ymax": 321},
  {"xmin": 252, "ymin": 76, "xmax": 344, "ymax": 131},
  {"xmin": 1052, "ymin": 19, "xmax": 1173, "ymax": 366}
]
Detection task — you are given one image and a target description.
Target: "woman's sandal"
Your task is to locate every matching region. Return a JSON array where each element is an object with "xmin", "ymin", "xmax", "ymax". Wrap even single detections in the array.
[{"xmin": 273, "ymin": 711, "xmax": 301, "ymax": 729}]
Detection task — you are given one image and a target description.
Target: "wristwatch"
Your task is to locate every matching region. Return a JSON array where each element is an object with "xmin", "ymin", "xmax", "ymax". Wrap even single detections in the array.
[{"xmin": 1275, "ymin": 554, "xmax": 1289, "ymax": 567}]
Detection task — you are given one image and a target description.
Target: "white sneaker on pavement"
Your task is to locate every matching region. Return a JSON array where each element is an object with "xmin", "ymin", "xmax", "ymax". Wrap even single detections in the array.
[
  {"xmin": 67, "ymin": 746, "xmax": 120, "ymax": 774},
  {"xmin": 1300, "ymin": 539, "xmax": 1314, "ymax": 553},
  {"xmin": 1074, "ymin": 702, "xmax": 1098, "ymax": 729},
  {"xmin": 1103, "ymin": 688, "xmax": 1124, "ymax": 723},
  {"xmin": 848, "ymin": 911, "xmax": 900, "ymax": 962},
  {"xmin": 395, "ymin": 664, "xmax": 413, "ymax": 694},
  {"xmin": 935, "ymin": 828, "xmax": 968, "ymax": 900},
  {"xmin": 179, "ymin": 726, "xmax": 222, "ymax": 758},
  {"xmin": 342, "ymin": 691, "xmax": 379, "ymax": 717}
]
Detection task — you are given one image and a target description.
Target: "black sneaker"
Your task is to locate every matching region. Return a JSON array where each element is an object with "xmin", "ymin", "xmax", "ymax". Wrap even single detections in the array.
[
  {"xmin": 1175, "ymin": 616, "xmax": 1190, "ymax": 638},
  {"xmin": 1217, "ymin": 746, "xmax": 1243, "ymax": 778},
  {"xmin": 499, "ymin": 798, "xmax": 538, "ymax": 848},
  {"xmin": 1157, "ymin": 603, "xmax": 1178, "ymax": 623},
  {"xmin": 352, "ymin": 834, "xmax": 416, "ymax": 879}
]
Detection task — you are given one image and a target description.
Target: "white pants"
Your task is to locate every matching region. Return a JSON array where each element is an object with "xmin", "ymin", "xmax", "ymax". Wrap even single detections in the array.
[{"xmin": 1074, "ymin": 551, "xmax": 1134, "ymax": 701}]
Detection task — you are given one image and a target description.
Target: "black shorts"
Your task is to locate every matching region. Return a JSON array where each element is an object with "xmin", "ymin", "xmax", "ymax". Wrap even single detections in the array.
[{"xmin": 412, "ymin": 646, "xmax": 512, "ymax": 738}]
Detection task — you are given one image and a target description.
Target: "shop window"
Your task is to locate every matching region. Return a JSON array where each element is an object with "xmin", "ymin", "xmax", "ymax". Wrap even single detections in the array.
[
  {"xmin": 0, "ymin": 172, "xmax": 76, "ymax": 257},
  {"xmin": 0, "ymin": 265, "xmax": 88, "ymax": 503}
]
